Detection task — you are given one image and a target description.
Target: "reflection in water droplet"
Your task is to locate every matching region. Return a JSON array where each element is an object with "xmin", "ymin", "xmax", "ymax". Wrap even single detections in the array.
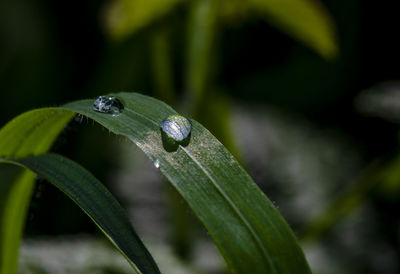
[
  {"xmin": 154, "ymin": 160, "xmax": 160, "ymax": 169},
  {"xmin": 160, "ymin": 115, "xmax": 191, "ymax": 152},
  {"xmin": 93, "ymin": 96, "xmax": 124, "ymax": 115}
]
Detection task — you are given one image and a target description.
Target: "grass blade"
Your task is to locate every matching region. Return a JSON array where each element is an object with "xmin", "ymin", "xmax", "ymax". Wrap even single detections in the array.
[
  {"xmin": 221, "ymin": 0, "xmax": 338, "ymax": 59},
  {"xmin": 105, "ymin": 0, "xmax": 183, "ymax": 39},
  {"xmin": 249, "ymin": 0, "xmax": 338, "ymax": 59},
  {"xmin": 0, "ymin": 154, "xmax": 160, "ymax": 274},
  {"xmin": 0, "ymin": 170, "xmax": 35, "ymax": 274},
  {"xmin": 1, "ymin": 92, "xmax": 311, "ymax": 273},
  {"xmin": 63, "ymin": 92, "xmax": 311, "ymax": 273},
  {"xmin": 186, "ymin": 0, "xmax": 218, "ymax": 104},
  {"xmin": 0, "ymin": 109, "xmax": 74, "ymax": 274}
]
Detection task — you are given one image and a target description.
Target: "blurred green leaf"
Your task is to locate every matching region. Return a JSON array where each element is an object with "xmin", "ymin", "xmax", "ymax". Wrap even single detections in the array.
[
  {"xmin": 377, "ymin": 154, "xmax": 400, "ymax": 198},
  {"xmin": 0, "ymin": 170, "xmax": 36, "ymax": 274},
  {"xmin": 185, "ymin": 0, "xmax": 219, "ymax": 103},
  {"xmin": 150, "ymin": 26, "xmax": 176, "ymax": 105},
  {"xmin": 0, "ymin": 165, "xmax": 22, "ymax": 217},
  {"xmin": 105, "ymin": 0, "xmax": 184, "ymax": 39},
  {"xmin": 300, "ymin": 160, "xmax": 387, "ymax": 242},
  {"xmin": 0, "ymin": 109, "xmax": 74, "ymax": 274},
  {"xmin": 0, "ymin": 154, "xmax": 160, "ymax": 274},
  {"xmin": 221, "ymin": 0, "xmax": 338, "ymax": 59},
  {"xmin": 1, "ymin": 92, "xmax": 311, "ymax": 273},
  {"xmin": 250, "ymin": 0, "xmax": 338, "ymax": 58},
  {"xmin": 301, "ymin": 147, "xmax": 400, "ymax": 242}
]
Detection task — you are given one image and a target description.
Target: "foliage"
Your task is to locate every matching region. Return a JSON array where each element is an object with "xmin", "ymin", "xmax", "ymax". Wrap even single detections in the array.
[
  {"xmin": 0, "ymin": 154, "xmax": 159, "ymax": 274},
  {"xmin": 106, "ymin": 0, "xmax": 337, "ymax": 58},
  {"xmin": 0, "ymin": 93, "xmax": 311, "ymax": 273}
]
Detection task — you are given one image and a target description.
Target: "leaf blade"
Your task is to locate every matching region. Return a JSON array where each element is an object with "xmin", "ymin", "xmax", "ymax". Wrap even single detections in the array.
[
  {"xmin": 1, "ymin": 92, "xmax": 311, "ymax": 273},
  {"xmin": 0, "ymin": 169, "xmax": 35, "ymax": 274},
  {"xmin": 105, "ymin": 0, "xmax": 183, "ymax": 39},
  {"xmin": 221, "ymin": 0, "xmax": 338, "ymax": 59},
  {"xmin": 0, "ymin": 109, "xmax": 74, "ymax": 274},
  {"xmin": 0, "ymin": 154, "xmax": 160, "ymax": 274},
  {"xmin": 63, "ymin": 92, "xmax": 311, "ymax": 273},
  {"xmin": 250, "ymin": 0, "xmax": 338, "ymax": 58}
]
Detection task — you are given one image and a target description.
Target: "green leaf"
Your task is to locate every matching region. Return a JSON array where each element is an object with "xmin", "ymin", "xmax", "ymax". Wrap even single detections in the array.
[
  {"xmin": 0, "ymin": 109, "xmax": 158, "ymax": 274},
  {"xmin": 67, "ymin": 93, "xmax": 311, "ymax": 273},
  {"xmin": 221, "ymin": 0, "xmax": 338, "ymax": 59},
  {"xmin": 254, "ymin": 0, "xmax": 338, "ymax": 58},
  {"xmin": 300, "ymin": 161, "xmax": 380, "ymax": 242},
  {"xmin": 301, "ymin": 155, "xmax": 400, "ymax": 242},
  {"xmin": 104, "ymin": 0, "xmax": 337, "ymax": 58},
  {"xmin": 0, "ymin": 154, "xmax": 160, "ymax": 274},
  {"xmin": 0, "ymin": 169, "xmax": 35, "ymax": 274},
  {"xmin": 1, "ymin": 92, "xmax": 311, "ymax": 273},
  {"xmin": 0, "ymin": 109, "xmax": 74, "ymax": 274},
  {"xmin": 185, "ymin": 0, "xmax": 219, "ymax": 104},
  {"xmin": 105, "ymin": 0, "xmax": 184, "ymax": 40},
  {"xmin": 150, "ymin": 26, "xmax": 176, "ymax": 105}
]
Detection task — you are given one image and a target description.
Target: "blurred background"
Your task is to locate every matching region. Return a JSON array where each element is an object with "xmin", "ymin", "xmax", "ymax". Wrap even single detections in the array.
[{"xmin": 1, "ymin": 0, "xmax": 400, "ymax": 273}]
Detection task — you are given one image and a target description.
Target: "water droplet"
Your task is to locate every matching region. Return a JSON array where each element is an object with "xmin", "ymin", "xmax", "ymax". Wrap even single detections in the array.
[
  {"xmin": 93, "ymin": 96, "xmax": 124, "ymax": 115},
  {"xmin": 74, "ymin": 114, "xmax": 84, "ymax": 123},
  {"xmin": 161, "ymin": 115, "xmax": 191, "ymax": 141},
  {"xmin": 154, "ymin": 160, "xmax": 160, "ymax": 169},
  {"xmin": 160, "ymin": 115, "xmax": 191, "ymax": 152}
]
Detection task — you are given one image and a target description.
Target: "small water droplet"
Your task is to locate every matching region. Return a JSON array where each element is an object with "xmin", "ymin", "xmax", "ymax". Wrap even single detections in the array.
[
  {"xmin": 160, "ymin": 115, "xmax": 191, "ymax": 151},
  {"xmin": 93, "ymin": 96, "xmax": 124, "ymax": 115},
  {"xmin": 154, "ymin": 160, "xmax": 160, "ymax": 169},
  {"xmin": 74, "ymin": 114, "xmax": 84, "ymax": 123}
]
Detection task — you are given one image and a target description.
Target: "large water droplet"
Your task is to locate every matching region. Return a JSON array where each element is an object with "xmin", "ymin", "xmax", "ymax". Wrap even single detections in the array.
[
  {"xmin": 93, "ymin": 96, "xmax": 124, "ymax": 115},
  {"xmin": 161, "ymin": 115, "xmax": 191, "ymax": 141},
  {"xmin": 154, "ymin": 160, "xmax": 160, "ymax": 169},
  {"xmin": 160, "ymin": 115, "xmax": 191, "ymax": 151}
]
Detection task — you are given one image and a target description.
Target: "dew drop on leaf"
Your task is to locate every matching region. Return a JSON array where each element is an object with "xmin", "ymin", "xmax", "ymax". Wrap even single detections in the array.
[
  {"xmin": 74, "ymin": 114, "xmax": 84, "ymax": 123},
  {"xmin": 154, "ymin": 160, "xmax": 160, "ymax": 169},
  {"xmin": 160, "ymin": 115, "xmax": 192, "ymax": 152},
  {"xmin": 161, "ymin": 115, "xmax": 191, "ymax": 142},
  {"xmin": 93, "ymin": 96, "xmax": 124, "ymax": 115}
]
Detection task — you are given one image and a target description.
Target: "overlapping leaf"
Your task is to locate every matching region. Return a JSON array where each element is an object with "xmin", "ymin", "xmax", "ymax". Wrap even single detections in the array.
[
  {"xmin": 0, "ymin": 109, "xmax": 74, "ymax": 274},
  {"xmin": 0, "ymin": 154, "xmax": 160, "ymax": 274}
]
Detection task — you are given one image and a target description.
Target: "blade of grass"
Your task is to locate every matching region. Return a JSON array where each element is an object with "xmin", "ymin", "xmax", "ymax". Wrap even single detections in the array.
[
  {"xmin": 0, "ymin": 109, "xmax": 74, "ymax": 274},
  {"xmin": 62, "ymin": 92, "xmax": 311, "ymax": 273},
  {"xmin": 248, "ymin": 0, "xmax": 338, "ymax": 59},
  {"xmin": 0, "ymin": 170, "xmax": 35, "ymax": 274},
  {"xmin": 300, "ymin": 161, "xmax": 380, "ymax": 242},
  {"xmin": 1, "ymin": 92, "xmax": 311, "ymax": 273},
  {"xmin": 301, "ymin": 155, "xmax": 400, "ymax": 242},
  {"xmin": 185, "ymin": 0, "xmax": 218, "ymax": 106},
  {"xmin": 0, "ymin": 154, "xmax": 160, "ymax": 274},
  {"xmin": 220, "ymin": 0, "xmax": 338, "ymax": 59},
  {"xmin": 105, "ymin": 0, "xmax": 184, "ymax": 40},
  {"xmin": 150, "ymin": 25, "xmax": 176, "ymax": 105}
]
